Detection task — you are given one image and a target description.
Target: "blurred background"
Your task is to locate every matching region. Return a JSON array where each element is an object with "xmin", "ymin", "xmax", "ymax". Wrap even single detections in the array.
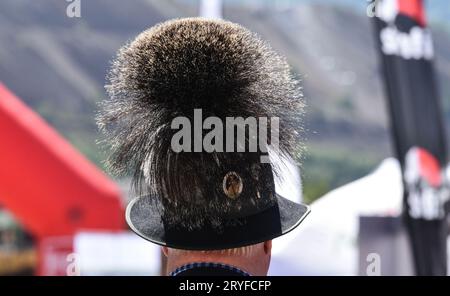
[{"xmin": 0, "ymin": 0, "xmax": 449, "ymax": 275}]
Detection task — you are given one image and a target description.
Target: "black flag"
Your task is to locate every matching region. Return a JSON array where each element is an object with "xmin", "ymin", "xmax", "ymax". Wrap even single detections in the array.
[{"xmin": 372, "ymin": 0, "xmax": 448, "ymax": 275}]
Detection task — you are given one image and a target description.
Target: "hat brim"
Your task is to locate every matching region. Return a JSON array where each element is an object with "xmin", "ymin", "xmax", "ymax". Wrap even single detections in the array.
[{"xmin": 125, "ymin": 194, "xmax": 310, "ymax": 250}]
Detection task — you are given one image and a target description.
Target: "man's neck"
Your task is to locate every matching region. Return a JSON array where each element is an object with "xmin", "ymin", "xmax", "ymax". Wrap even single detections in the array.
[{"xmin": 166, "ymin": 254, "xmax": 264, "ymax": 275}]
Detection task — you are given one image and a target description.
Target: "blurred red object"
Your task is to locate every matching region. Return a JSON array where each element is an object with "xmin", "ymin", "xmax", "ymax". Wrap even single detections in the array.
[
  {"xmin": 0, "ymin": 82, "xmax": 124, "ymax": 239},
  {"xmin": 398, "ymin": 0, "xmax": 426, "ymax": 27}
]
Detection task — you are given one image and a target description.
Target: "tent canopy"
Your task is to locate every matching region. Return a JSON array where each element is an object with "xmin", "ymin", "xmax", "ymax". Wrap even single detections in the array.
[{"xmin": 0, "ymin": 83, "xmax": 124, "ymax": 238}]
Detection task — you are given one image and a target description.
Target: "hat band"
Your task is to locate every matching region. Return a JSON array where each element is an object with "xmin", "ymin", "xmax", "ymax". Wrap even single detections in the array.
[{"xmin": 162, "ymin": 202, "xmax": 283, "ymax": 250}]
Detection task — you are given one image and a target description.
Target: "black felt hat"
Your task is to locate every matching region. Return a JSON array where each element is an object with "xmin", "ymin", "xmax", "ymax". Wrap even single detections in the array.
[{"xmin": 98, "ymin": 18, "xmax": 310, "ymax": 250}]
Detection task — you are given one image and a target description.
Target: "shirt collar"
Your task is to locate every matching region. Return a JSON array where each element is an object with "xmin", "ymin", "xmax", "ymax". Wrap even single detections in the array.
[{"xmin": 169, "ymin": 262, "xmax": 251, "ymax": 276}]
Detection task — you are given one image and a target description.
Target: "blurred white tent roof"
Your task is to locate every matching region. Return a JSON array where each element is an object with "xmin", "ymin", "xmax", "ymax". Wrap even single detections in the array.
[{"xmin": 269, "ymin": 158, "xmax": 404, "ymax": 275}]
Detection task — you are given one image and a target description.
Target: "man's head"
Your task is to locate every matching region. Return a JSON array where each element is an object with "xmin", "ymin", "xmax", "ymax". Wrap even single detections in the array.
[
  {"xmin": 163, "ymin": 241, "xmax": 272, "ymax": 276},
  {"xmin": 98, "ymin": 17, "xmax": 309, "ymax": 274}
]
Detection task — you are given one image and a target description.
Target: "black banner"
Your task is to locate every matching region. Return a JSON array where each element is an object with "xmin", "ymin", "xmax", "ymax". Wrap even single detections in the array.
[{"xmin": 372, "ymin": 0, "xmax": 448, "ymax": 275}]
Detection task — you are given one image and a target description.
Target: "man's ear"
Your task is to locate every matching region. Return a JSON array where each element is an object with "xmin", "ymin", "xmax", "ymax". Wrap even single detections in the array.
[
  {"xmin": 162, "ymin": 246, "xmax": 169, "ymax": 257},
  {"xmin": 264, "ymin": 240, "xmax": 272, "ymax": 255}
]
